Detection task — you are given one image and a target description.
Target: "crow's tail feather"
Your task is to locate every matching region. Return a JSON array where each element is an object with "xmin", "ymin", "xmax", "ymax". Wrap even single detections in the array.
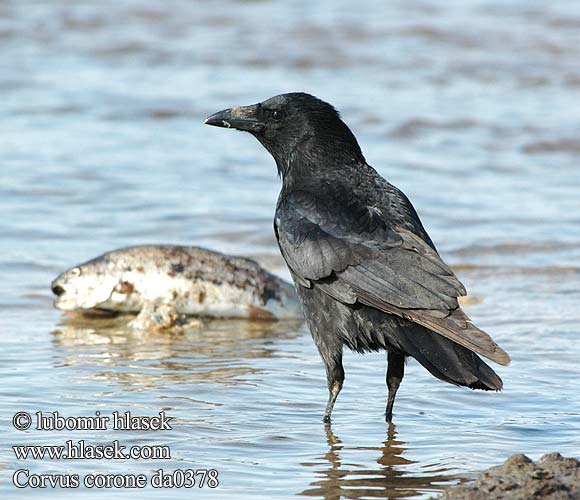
[{"xmin": 393, "ymin": 323, "xmax": 503, "ymax": 391}]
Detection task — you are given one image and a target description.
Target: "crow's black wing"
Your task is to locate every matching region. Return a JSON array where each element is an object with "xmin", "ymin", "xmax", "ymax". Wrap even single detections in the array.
[{"xmin": 275, "ymin": 189, "xmax": 510, "ymax": 366}]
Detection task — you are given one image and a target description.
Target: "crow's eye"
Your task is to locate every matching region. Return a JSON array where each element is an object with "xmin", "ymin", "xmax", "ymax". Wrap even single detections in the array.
[{"xmin": 265, "ymin": 109, "xmax": 283, "ymax": 121}]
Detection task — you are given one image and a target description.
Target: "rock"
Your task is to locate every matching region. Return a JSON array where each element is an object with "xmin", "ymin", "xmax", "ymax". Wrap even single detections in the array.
[{"xmin": 437, "ymin": 453, "xmax": 580, "ymax": 500}]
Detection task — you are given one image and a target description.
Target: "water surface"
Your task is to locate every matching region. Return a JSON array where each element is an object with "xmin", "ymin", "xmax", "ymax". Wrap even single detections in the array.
[{"xmin": 1, "ymin": 0, "xmax": 579, "ymax": 498}]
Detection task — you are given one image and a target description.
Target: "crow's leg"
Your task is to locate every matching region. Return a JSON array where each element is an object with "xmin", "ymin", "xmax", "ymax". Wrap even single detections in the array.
[
  {"xmin": 385, "ymin": 352, "xmax": 405, "ymax": 423},
  {"xmin": 321, "ymin": 348, "xmax": 344, "ymax": 424}
]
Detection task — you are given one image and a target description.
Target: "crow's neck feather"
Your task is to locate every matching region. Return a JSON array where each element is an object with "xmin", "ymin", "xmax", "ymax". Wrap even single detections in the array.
[{"xmin": 274, "ymin": 130, "xmax": 366, "ymax": 184}]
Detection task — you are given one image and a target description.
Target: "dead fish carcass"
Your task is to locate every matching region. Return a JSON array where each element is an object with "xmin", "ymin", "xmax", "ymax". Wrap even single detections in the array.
[{"xmin": 51, "ymin": 245, "xmax": 302, "ymax": 319}]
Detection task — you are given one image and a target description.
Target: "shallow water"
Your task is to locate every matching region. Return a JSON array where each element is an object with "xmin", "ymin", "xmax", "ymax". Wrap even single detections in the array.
[{"xmin": 1, "ymin": 0, "xmax": 580, "ymax": 498}]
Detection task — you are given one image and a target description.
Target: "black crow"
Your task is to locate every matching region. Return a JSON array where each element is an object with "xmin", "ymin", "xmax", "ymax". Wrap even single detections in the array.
[{"xmin": 205, "ymin": 93, "xmax": 510, "ymax": 423}]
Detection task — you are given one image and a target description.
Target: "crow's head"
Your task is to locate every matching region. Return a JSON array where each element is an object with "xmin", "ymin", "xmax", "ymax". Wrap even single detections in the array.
[{"xmin": 205, "ymin": 93, "xmax": 365, "ymax": 177}]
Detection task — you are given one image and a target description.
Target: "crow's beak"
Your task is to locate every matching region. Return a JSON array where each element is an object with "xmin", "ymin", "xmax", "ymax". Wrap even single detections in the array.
[{"xmin": 204, "ymin": 104, "xmax": 263, "ymax": 133}]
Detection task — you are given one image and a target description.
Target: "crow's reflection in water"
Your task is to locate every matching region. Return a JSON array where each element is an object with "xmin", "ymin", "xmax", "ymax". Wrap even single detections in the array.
[{"xmin": 300, "ymin": 424, "xmax": 459, "ymax": 499}]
